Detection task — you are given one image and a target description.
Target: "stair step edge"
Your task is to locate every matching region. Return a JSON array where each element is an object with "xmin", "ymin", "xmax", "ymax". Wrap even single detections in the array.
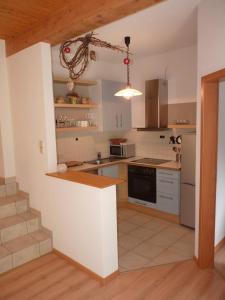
[
  {"xmin": 0, "ymin": 212, "xmax": 41, "ymax": 244},
  {"xmin": 0, "ymin": 211, "xmax": 40, "ymax": 227},
  {"xmin": 0, "ymin": 190, "xmax": 29, "ymax": 202}
]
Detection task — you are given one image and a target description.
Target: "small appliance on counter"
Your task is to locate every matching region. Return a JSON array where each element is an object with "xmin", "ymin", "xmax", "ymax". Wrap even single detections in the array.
[{"xmin": 110, "ymin": 143, "xmax": 135, "ymax": 158}]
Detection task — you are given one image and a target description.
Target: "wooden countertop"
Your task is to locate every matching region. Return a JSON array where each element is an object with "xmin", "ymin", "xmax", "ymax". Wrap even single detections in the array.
[
  {"xmin": 69, "ymin": 158, "xmax": 181, "ymax": 172},
  {"xmin": 46, "ymin": 171, "xmax": 124, "ymax": 189},
  {"xmin": 49, "ymin": 158, "xmax": 180, "ymax": 189},
  {"xmin": 127, "ymin": 160, "xmax": 181, "ymax": 170}
]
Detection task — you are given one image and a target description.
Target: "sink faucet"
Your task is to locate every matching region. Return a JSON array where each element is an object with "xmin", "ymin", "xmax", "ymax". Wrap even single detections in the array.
[{"xmin": 97, "ymin": 152, "xmax": 102, "ymax": 160}]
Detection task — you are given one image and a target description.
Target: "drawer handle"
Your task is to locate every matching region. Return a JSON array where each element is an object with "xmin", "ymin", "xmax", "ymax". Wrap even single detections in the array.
[
  {"xmin": 159, "ymin": 180, "xmax": 173, "ymax": 184},
  {"xmin": 182, "ymin": 182, "xmax": 195, "ymax": 187},
  {"xmin": 160, "ymin": 195, "xmax": 173, "ymax": 200},
  {"xmin": 159, "ymin": 172, "xmax": 173, "ymax": 176}
]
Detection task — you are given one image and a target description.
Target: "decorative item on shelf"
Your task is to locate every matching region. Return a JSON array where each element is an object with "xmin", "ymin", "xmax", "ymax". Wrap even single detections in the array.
[
  {"xmin": 66, "ymin": 91, "xmax": 81, "ymax": 104},
  {"xmin": 59, "ymin": 32, "xmax": 126, "ymax": 80},
  {"xmin": 68, "ymin": 96, "xmax": 79, "ymax": 104},
  {"xmin": 114, "ymin": 36, "xmax": 142, "ymax": 99},
  {"xmin": 175, "ymin": 119, "xmax": 190, "ymax": 125},
  {"xmin": 81, "ymin": 97, "xmax": 89, "ymax": 104},
  {"xmin": 55, "ymin": 96, "xmax": 65, "ymax": 104},
  {"xmin": 66, "ymin": 79, "xmax": 74, "ymax": 91}
]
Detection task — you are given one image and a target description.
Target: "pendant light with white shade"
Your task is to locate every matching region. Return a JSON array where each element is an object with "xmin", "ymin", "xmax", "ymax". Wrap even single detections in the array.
[{"xmin": 114, "ymin": 36, "xmax": 142, "ymax": 99}]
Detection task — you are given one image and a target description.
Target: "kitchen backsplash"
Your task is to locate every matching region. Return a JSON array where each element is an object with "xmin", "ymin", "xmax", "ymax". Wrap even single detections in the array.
[
  {"xmin": 125, "ymin": 130, "xmax": 176, "ymax": 160},
  {"xmin": 56, "ymin": 129, "xmax": 181, "ymax": 163}
]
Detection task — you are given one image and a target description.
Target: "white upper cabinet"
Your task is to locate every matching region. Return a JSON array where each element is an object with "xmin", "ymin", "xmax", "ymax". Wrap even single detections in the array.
[
  {"xmin": 131, "ymin": 97, "xmax": 145, "ymax": 128},
  {"xmin": 99, "ymin": 80, "xmax": 131, "ymax": 132}
]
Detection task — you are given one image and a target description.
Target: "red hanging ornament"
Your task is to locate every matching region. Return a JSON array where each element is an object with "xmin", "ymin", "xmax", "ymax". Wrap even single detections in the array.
[
  {"xmin": 123, "ymin": 57, "xmax": 130, "ymax": 65},
  {"xmin": 64, "ymin": 47, "xmax": 71, "ymax": 54}
]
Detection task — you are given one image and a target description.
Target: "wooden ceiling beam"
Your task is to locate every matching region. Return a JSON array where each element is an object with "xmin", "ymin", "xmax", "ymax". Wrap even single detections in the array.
[{"xmin": 6, "ymin": 0, "xmax": 164, "ymax": 56}]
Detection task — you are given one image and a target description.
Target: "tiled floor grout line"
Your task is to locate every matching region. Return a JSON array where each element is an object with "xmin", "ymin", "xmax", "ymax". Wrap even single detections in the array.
[
  {"xmin": 117, "ymin": 208, "xmax": 195, "ymax": 271},
  {"xmin": 117, "ymin": 218, "xmax": 172, "ymax": 248},
  {"xmin": 118, "ymin": 224, "xmax": 171, "ymax": 267},
  {"xmin": 135, "ymin": 230, "xmax": 193, "ymax": 265},
  {"xmin": 117, "ymin": 218, "xmax": 171, "ymax": 262}
]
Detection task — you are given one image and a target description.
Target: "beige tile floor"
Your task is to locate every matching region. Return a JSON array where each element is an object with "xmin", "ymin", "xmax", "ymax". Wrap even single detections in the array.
[{"xmin": 117, "ymin": 208, "xmax": 195, "ymax": 271}]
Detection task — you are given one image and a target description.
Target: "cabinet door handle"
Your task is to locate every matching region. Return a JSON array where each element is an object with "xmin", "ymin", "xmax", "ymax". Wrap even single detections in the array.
[
  {"xmin": 182, "ymin": 182, "xmax": 195, "ymax": 187},
  {"xmin": 159, "ymin": 179, "xmax": 173, "ymax": 184},
  {"xmin": 120, "ymin": 113, "xmax": 122, "ymax": 128},
  {"xmin": 160, "ymin": 195, "xmax": 173, "ymax": 200},
  {"xmin": 116, "ymin": 114, "xmax": 118, "ymax": 128},
  {"xmin": 159, "ymin": 172, "xmax": 173, "ymax": 176}
]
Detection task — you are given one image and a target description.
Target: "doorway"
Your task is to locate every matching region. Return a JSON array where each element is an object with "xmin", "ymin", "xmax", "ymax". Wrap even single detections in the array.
[{"xmin": 198, "ymin": 68, "xmax": 225, "ymax": 268}]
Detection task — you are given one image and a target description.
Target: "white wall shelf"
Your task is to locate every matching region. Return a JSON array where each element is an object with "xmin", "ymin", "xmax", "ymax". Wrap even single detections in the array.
[
  {"xmin": 56, "ymin": 126, "xmax": 98, "ymax": 133},
  {"xmin": 167, "ymin": 124, "xmax": 196, "ymax": 129},
  {"xmin": 53, "ymin": 77, "xmax": 97, "ymax": 86},
  {"xmin": 54, "ymin": 103, "xmax": 97, "ymax": 109}
]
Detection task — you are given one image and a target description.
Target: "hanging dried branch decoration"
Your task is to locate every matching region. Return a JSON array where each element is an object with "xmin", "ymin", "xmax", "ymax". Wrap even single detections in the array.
[{"xmin": 59, "ymin": 32, "xmax": 126, "ymax": 80}]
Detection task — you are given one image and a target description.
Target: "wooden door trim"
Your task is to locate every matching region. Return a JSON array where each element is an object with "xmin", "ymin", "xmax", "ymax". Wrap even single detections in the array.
[{"xmin": 198, "ymin": 68, "xmax": 225, "ymax": 268}]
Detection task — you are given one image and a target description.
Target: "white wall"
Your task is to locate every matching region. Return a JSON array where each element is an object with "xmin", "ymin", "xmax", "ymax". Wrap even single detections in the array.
[
  {"xmin": 131, "ymin": 45, "xmax": 197, "ymax": 127},
  {"xmin": 0, "ymin": 40, "xmax": 15, "ymax": 178},
  {"xmin": 52, "ymin": 45, "xmax": 196, "ymax": 162},
  {"xmin": 51, "ymin": 47, "xmax": 124, "ymax": 82},
  {"xmin": 196, "ymin": 0, "xmax": 225, "ymax": 254},
  {"xmin": 46, "ymin": 177, "xmax": 118, "ymax": 277},
  {"xmin": 8, "ymin": 43, "xmax": 57, "ymax": 194},
  {"xmin": 0, "ymin": 128, "xmax": 5, "ymax": 177},
  {"xmin": 7, "ymin": 42, "xmax": 118, "ymax": 278},
  {"xmin": 215, "ymin": 81, "xmax": 225, "ymax": 245}
]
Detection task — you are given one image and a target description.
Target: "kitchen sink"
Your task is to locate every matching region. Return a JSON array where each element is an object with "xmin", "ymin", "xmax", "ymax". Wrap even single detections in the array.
[{"xmin": 86, "ymin": 157, "xmax": 127, "ymax": 165}]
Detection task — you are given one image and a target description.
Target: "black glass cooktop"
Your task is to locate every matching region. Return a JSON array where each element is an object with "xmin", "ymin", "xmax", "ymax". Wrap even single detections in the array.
[{"xmin": 131, "ymin": 158, "xmax": 171, "ymax": 165}]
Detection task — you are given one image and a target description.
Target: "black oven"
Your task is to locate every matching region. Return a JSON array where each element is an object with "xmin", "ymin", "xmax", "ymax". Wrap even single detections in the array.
[{"xmin": 128, "ymin": 165, "xmax": 156, "ymax": 203}]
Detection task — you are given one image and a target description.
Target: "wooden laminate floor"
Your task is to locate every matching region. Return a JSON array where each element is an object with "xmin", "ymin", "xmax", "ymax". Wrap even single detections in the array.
[
  {"xmin": 215, "ymin": 245, "xmax": 225, "ymax": 280},
  {"xmin": 0, "ymin": 253, "xmax": 225, "ymax": 300}
]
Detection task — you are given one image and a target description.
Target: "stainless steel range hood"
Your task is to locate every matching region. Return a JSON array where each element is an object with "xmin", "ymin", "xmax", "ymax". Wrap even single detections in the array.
[{"xmin": 137, "ymin": 79, "xmax": 168, "ymax": 131}]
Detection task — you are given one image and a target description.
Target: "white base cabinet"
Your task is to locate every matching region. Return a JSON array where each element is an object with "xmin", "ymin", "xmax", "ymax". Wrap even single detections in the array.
[
  {"xmin": 98, "ymin": 165, "xmax": 119, "ymax": 178},
  {"xmin": 156, "ymin": 169, "xmax": 180, "ymax": 215}
]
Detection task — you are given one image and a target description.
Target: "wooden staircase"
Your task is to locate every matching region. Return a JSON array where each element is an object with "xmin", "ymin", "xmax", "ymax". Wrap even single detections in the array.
[{"xmin": 0, "ymin": 182, "xmax": 52, "ymax": 274}]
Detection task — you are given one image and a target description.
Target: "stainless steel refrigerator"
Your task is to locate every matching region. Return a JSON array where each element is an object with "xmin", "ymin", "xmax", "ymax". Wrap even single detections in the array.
[{"xmin": 180, "ymin": 133, "xmax": 196, "ymax": 228}]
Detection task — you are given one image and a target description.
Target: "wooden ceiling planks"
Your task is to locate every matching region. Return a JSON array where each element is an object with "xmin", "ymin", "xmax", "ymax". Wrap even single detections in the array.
[
  {"xmin": 0, "ymin": 0, "xmax": 70, "ymax": 39},
  {"xmin": 1, "ymin": 0, "xmax": 164, "ymax": 56}
]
